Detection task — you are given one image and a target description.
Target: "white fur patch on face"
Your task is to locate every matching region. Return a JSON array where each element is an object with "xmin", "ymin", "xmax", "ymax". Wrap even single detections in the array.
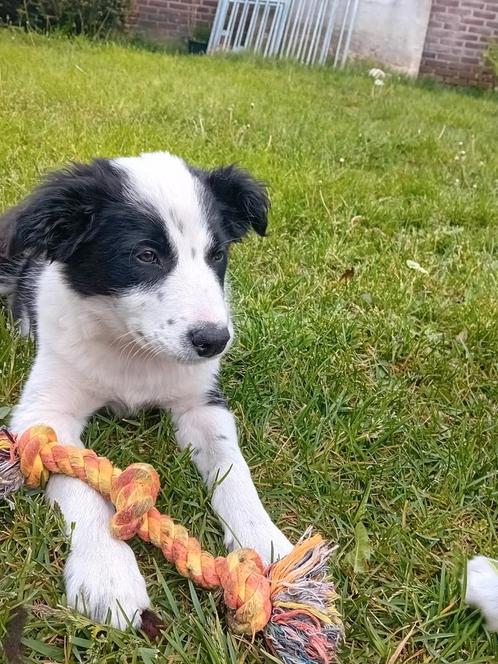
[
  {"xmin": 111, "ymin": 152, "xmax": 231, "ymax": 362},
  {"xmin": 113, "ymin": 152, "xmax": 211, "ymax": 250}
]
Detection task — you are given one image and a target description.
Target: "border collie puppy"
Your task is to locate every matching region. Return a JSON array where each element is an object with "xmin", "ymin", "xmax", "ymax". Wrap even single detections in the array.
[{"xmin": 0, "ymin": 152, "xmax": 292, "ymax": 628}]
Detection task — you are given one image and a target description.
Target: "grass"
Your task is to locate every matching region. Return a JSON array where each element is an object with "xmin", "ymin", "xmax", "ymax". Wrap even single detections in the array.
[{"xmin": 1, "ymin": 29, "xmax": 498, "ymax": 664}]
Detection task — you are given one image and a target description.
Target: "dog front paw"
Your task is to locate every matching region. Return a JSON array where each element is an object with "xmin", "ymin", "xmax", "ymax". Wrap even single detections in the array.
[{"xmin": 65, "ymin": 537, "xmax": 150, "ymax": 629}]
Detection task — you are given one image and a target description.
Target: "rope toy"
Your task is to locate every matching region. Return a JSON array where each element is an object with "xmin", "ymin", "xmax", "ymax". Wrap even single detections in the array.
[{"xmin": 0, "ymin": 425, "xmax": 343, "ymax": 664}]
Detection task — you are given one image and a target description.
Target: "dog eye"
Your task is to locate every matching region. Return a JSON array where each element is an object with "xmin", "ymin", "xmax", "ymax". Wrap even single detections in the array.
[
  {"xmin": 137, "ymin": 250, "xmax": 158, "ymax": 264},
  {"xmin": 212, "ymin": 249, "xmax": 225, "ymax": 263}
]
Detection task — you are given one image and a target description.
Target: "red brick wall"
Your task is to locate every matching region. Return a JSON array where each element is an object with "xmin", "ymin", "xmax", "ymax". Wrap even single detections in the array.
[
  {"xmin": 420, "ymin": 0, "xmax": 498, "ymax": 86},
  {"xmin": 129, "ymin": 0, "xmax": 217, "ymax": 42}
]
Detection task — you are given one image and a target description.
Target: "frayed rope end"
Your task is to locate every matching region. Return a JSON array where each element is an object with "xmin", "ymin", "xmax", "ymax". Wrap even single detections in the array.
[
  {"xmin": 263, "ymin": 530, "xmax": 343, "ymax": 664},
  {"xmin": 0, "ymin": 430, "xmax": 25, "ymax": 500}
]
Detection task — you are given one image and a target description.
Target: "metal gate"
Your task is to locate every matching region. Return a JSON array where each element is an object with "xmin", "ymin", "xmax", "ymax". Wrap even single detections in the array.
[{"xmin": 207, "ymin": 0, "xmax": 360, "ymax": 67}]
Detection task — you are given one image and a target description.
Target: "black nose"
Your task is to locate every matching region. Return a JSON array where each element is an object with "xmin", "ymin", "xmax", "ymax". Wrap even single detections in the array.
[{"xmin": 189, "ymin": 324, "xmax": 230, "ymax": 358}]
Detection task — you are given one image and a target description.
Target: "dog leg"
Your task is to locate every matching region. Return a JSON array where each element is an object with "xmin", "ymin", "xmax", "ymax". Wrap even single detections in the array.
[
  {"xmin": 172, "ymin": 400, "xmax": 292, "ymax": 565},
  {"xmin": 10, "ymin": 354, "xmax": 150, "ymax": 628}
]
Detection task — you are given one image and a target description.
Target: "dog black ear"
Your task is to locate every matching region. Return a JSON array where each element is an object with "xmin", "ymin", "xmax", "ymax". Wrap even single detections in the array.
[
  {"xmin": 205, "ymin": 165, "xmax": 269, "ymax": 239},
  {"xmin": 8, "ymin": 161, "xmax": 110, "ymax": 262}
]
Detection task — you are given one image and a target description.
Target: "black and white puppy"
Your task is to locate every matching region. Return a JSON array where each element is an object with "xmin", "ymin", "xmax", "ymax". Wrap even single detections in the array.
[{"xmin": 0, "ymin": 152, "xmax": 292, "ymax": 628}]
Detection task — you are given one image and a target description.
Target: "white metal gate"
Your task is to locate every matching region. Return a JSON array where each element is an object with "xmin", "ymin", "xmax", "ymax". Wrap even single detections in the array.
[{"xmin": 207, "ymin": 0, "xmax": 360, "ymax": 67}]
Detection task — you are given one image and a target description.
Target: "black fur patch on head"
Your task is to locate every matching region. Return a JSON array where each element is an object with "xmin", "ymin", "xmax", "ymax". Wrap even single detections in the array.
[
  {"xmin": 191, "ymin": 164, "xmax": 269, "ymax": 288},
  {"xmin": 205, "ymin": 243, "xmax": 229, "ymax": 287},
  {"xmin": 193, "ymin": 164, "xmax": 270, "ymax": 241},
  {"xmin": 2, "ymin": 156, "xmax": 269, "ymax": 305},
  {"xmin": 7, "ymin": 160, "xmax": 178, "ymax": 297}
]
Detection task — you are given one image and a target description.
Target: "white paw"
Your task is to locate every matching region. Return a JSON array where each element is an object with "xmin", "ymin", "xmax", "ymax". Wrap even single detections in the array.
[
  {"xmin": 466, "ymin": 556, "xmax": 498, "ymax": 632},
  {"xmin": 225, "ymin": 521, "xmax": 293, "ymax": 566},
  {"xmin": 65, "ymin": 536, "xmax": 150, "ymax": 629}
]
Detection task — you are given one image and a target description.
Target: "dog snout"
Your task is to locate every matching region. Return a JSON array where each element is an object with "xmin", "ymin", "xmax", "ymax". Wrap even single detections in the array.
[{"xmin": 188, "ymin": 324, "xmax": 230, "ymax": 358}]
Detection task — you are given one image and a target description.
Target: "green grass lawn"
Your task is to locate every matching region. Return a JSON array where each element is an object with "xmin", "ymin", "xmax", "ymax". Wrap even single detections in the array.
[{"xmin": 1, "ymin": 29, "xmax": 498, "ymax": 664}]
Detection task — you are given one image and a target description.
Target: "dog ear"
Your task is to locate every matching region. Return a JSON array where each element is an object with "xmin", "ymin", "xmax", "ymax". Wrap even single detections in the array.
[
  {"xmin": 205, "ymin": 165, "xmax": 269, "ymax": 239},
  {"xmin": 8, "ymin": 161, "xmax": 109, "ymax": 262}
]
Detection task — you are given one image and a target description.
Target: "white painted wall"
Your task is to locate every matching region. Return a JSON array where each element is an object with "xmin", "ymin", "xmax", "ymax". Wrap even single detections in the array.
[{"xmin": 339, "ymin": 0, "xmax": 433, "ymax": 75}]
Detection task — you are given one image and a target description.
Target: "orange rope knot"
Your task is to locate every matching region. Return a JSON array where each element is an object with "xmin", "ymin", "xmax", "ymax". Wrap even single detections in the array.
[
  {"xmin": 110, "ymin": 463, "xmax": 160, "ymax": 540},
  {"xmin": 0, "ymin": 425, "xmax": 343, "ymax": 664}
]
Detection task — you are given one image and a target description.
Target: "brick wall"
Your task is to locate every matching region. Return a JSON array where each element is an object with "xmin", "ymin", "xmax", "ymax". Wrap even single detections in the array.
[
  {"xmin": 130, "ymin": 0, "xmax": 217, "ymax": 43},
  {"xmin": 420, "ymin": 0, "xmax": 498, "ymax": 86}
]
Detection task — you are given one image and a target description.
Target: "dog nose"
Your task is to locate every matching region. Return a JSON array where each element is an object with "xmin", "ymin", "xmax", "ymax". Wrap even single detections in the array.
[{"xmin": 189, "ymin": 324, "xmax": 230, "ymax": 358}]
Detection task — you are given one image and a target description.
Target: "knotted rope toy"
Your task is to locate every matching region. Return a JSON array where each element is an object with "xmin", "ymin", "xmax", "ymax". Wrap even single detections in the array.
[{"xmin": 0, "ymin": 425, "xmax": 343, "ymax": 664}]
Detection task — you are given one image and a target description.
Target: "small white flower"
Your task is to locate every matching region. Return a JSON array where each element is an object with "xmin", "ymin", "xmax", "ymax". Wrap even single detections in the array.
[
  {"xmin": 454, "ymin": 155, "xmax": 460, "ymax": 161},
  {"xmin": 460, "ymin": 150, "xmax": 466, "ymax": 156},
  {"xmin": 458, "ymin": 141, "xmax": 464, "ymax": 146},
  {"xmin": 406, "ymin": 260, "xmax": 428, "ymax": 275},
  {"xmin": 374, "ymin": 78, "xmax": 384, "ymax": 87},
  {"xmin": 455, "ymin": 178, "xmax": 460, "ymax": 184},
  {"xmin": 473, "ymin": 184, "xmax": 477, "ymax": 189},
  {"xmin": 369, "ymin": 67, "xmax": 385, "ymax": 79},
  {"xmin": 339, "ymin": 157, "xmax": 345, "ymax": 164},
  {"xmin": 250, "ymin": 102, "xmax": 255, "ymax": 108},
  {"xmin": 479, "ymin": 161, "xmax": 485, "ymax": 166}
]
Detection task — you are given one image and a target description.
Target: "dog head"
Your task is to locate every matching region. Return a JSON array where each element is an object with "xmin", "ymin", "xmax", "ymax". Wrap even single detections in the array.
[{"xmin": 9, "ymin": 152, "xmax": 269, "ymax": 362}]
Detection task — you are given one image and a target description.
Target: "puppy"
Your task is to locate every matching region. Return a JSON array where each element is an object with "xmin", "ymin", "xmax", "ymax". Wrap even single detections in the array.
[{"xmin": 0, "ymin": 151, "xmax": 292, "ymax": 628}]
